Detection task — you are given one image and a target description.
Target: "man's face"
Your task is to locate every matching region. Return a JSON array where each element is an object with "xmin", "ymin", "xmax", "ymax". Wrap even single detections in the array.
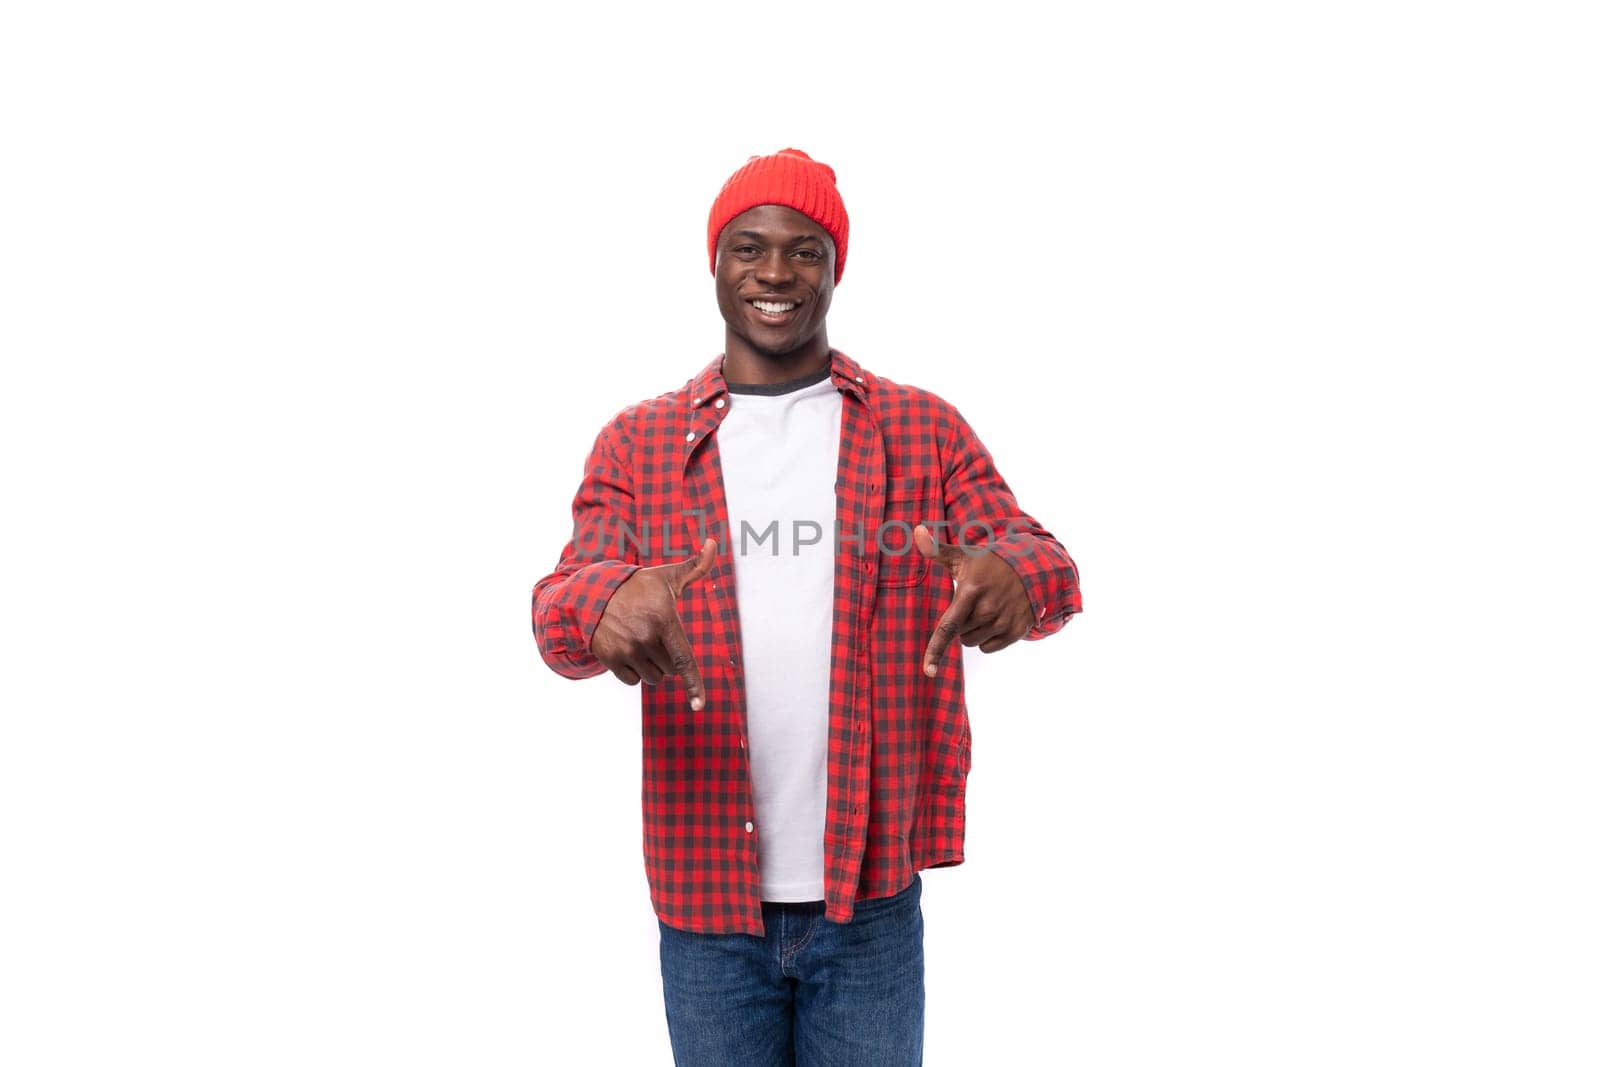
[{"xmin": 714, "ymin": 204, "xmax": 835, "ymax": 358}]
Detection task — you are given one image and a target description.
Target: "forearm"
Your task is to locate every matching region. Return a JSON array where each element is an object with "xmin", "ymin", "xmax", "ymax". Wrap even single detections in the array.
[
  {"xmin": 532, "ymin": 558, "xmax": 640, "ymax": 679},
  {"xmin": 985, "ymin": 529, "xmax": 1081, "ymax": 639},
  {"xmin": 530, "ymin": 419, "xmax": 641, "ymax": 679},
  {"xmin": 940, "ymin": 405, "xmax": 1083, "ymax": 639}
]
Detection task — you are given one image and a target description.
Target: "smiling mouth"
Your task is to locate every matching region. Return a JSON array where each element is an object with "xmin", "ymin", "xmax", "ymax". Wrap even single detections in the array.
[{"xmin": 750, "ymin": 298, "xmax": 800, "ymax": 320}]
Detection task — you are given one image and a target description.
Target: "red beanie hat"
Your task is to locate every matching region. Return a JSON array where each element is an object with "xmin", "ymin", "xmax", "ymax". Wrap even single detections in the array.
[{"xmin": 707, "ymin": 148, "xmax": 850, "ymax": 283}]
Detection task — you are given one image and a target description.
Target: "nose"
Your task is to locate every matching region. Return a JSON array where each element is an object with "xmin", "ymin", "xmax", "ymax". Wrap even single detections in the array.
[{"xmin": 755, "ymin": 249, "xmax": 794, "ymax": 288}]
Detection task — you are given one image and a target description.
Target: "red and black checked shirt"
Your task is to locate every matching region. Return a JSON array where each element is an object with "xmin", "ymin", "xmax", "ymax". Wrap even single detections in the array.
[{"xmin": 531, "ymin": 349, "xmax": 1081, "ymax": 936}]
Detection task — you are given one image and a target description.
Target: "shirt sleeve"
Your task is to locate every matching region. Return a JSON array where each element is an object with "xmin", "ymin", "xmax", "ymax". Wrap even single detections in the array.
[
  {"xmin": 940, "ymin": 405, "xmax": 1082, "ymax": 638},
  {"xmin": 531, "ymin": 421, "xmax": 643, "ymax": 678}
]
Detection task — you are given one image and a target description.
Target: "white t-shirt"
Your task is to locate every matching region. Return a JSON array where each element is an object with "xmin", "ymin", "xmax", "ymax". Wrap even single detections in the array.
[{"xmin": 714, "ymin": 368, "xmax": 841, "ymax": 902}]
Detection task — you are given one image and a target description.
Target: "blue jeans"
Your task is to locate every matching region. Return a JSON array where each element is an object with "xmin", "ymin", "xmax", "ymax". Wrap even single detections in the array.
[{"xmin": 657, "ymin": 871, "xmax": 925, "ymax": 1066}]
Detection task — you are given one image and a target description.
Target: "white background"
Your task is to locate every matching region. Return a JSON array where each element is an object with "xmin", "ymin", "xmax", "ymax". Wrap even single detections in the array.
[{"xmin": 3, "ymin": 2, "xmax": 1596, "ymax": 1064}]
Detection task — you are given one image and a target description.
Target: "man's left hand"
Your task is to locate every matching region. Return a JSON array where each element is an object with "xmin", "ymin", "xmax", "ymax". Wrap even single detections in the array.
[{"xmin": 913, "ymin": 523, "xmax": 1034, "ymax": 676}]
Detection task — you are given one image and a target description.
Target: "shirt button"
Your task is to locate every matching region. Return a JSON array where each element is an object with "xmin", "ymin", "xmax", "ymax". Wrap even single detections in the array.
[
  {"xmin": 857, "ymin": 722, "xmax": 866, "ymax": 734},
  {"xmin": 740, "ymin": 737, "xmax": 746, "ymax": 749},
  {"xmin": 685, "ymin": 431, "xmax": 696, "ymax": 443},
  {"xmin": 714, "ymin": 398, "xmax": 726, "ymax": 409},
  {"xmin": 854, "ymin": 376, "xmax": 864, "ymax": 383},
  {"xmin": 745, "ymin": 821, "xmax": 754, "ymax": 833},
  {"xmin": 692, "ymin": 397, "xmax": 702, "ymax": 406}
]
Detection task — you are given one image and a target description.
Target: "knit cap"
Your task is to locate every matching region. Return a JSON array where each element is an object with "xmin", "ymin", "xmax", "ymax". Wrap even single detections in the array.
[{"xmin": 706, "ymin": 148, "xmax": 849, "ymax": 283}]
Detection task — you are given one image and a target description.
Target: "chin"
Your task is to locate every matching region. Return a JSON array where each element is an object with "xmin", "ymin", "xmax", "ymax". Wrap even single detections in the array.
[{"xmin": 748, "ymin": 330, "xmax": 817, "ymax": 359}]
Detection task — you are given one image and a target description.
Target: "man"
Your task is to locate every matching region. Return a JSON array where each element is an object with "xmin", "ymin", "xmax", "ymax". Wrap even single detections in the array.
[{"xmin": 531, "ymin": 148, "xmax": 1081, "ymax": 1065}]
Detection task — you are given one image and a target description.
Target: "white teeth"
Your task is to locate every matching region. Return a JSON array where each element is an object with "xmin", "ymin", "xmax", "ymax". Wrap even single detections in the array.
[{"xmin": 753, "ymin": 300, "xmax": 797, "ymax": 314}]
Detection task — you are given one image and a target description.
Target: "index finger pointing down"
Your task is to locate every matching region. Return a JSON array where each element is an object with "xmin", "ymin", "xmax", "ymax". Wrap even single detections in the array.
[
  {"xmin": 922, "ymin": 592, "xmax": 976, "ymax": 677},
  {"xmin": 660, "ymin": 617, "xmax": 706, "ymax": 711}
]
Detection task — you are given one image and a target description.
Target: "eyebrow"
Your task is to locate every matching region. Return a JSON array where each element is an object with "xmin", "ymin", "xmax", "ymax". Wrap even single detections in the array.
[{"xmin": 729, "ymin": 230, "xmax": 825, "ymax": 245}]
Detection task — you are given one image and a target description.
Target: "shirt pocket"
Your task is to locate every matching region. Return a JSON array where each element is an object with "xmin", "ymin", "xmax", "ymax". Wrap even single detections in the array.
[{"xmin": 877, "ymin": 475, "xmax": 940, "ymax": 588}]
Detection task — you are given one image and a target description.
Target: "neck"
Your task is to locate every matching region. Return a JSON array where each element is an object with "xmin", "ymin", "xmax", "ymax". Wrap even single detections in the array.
[{"xmin": 721, "ymin": 329, "xmax": 831, "ymax": 388}]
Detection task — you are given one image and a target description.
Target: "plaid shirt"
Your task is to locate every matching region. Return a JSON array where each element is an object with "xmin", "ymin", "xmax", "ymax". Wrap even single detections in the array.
[{"xmin": 531, "ymin": 349, "xmax": 1081, "ymax": 936}]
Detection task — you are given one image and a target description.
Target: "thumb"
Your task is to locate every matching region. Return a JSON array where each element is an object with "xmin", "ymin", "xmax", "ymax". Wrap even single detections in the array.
[
  {"xmin": 668, "ymin": 537, "xmax": 718, "ymax": 597},
  {"xmin": 913, "ymin": 524, "xmax": 965, "ymax": 569}
]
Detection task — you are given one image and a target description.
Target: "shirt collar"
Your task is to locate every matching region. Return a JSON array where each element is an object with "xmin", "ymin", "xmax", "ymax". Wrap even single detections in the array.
[{"xmin": 686, "ymin": 348, "xmax": 872, "ymax": 410}]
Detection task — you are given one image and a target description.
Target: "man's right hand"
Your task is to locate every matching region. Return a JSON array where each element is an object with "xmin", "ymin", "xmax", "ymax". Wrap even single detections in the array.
[{"xmin": 589, "ymin": 538, "xmax": 717, "ymax": 710}]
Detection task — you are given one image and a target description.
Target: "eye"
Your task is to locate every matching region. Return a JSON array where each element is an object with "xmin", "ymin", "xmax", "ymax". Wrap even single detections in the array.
[
  {"xmin": 793, "ymin": 249, "xmax": 821, "ymax": 261},
  {"xmin": 732, "ymin": 244, "xmax": 760, "ymax": 256}
]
